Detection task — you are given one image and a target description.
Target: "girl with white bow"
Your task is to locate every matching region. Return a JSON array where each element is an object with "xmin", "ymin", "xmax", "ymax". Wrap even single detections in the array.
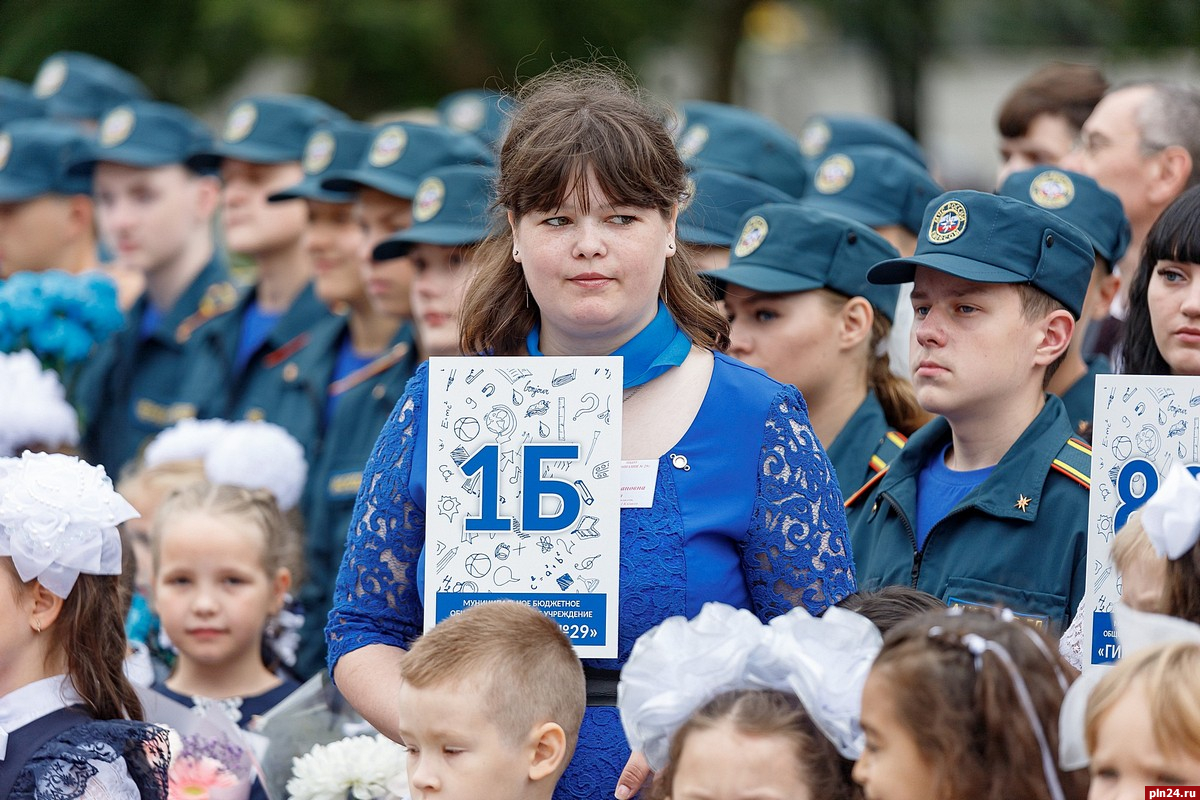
[
  {"xmin": 617, "ymin": 602, "xmax": 881, "ymax": 800},
  {"xmin": 0, "ymin": 451, "xmax": 169, "ymax": 799}
]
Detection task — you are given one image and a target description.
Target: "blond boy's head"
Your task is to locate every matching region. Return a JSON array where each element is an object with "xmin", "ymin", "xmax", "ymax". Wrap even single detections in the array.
[{"xmin": 398, "ymin": 601, "xmax": 585, "ymax": 800}]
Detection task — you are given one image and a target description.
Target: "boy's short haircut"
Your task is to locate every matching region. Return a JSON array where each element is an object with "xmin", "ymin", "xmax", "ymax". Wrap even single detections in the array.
[
  {"xmin": 837, "ymin": 585, "xmax": 944, "ymax": 635},
  {"xmin": 997, "ymin": 63, "xmax": 1108, "ymax": 139},
  {"xmin": 1014, "ymin": 283, "xmax": 1070, "ymax": 384},
  {"xmin": 403, "ymin": 601, "xmax": 586, "ymax": 752}
]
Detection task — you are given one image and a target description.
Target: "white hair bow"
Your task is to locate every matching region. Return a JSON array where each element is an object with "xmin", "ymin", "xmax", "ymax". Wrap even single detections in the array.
[
  {"xmin": 617, "ymin": 602, "xmax": 882, "ymax": 769},
  {"xmin": 0, "ymin": 452, "xmax": 137, "ymax": 598},
  {"xmin": 1142, "ymin": 464, "xmax": 1200, "ymax": 560}
]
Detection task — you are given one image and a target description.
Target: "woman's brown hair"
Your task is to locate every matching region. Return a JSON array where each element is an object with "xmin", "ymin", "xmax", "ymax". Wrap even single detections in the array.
[
  {"xmin": 646, "ymin": 688, "xmax": 855, "ymax": 800},
  {"xmin": 871, "ymin": 609, "xmax": 1086, "ymax": 800},
  {"xmin": 459, "ymin": 62, "xmax": 729, "ymax": 356},
  {"xmin": 4, "ymin": 561, "xmax": 145, "ymax": 722}
]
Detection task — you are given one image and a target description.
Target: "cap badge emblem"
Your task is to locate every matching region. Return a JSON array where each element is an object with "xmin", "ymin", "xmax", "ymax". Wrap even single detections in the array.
[
  {"xmin": 677, "ymin": 124, "xmax": 709, "ymax": 160},
  {"xmin": 369, "ymin": 125, "xmax": 407, "ymax": 168},
  {"xmin": 413, "ymin": 176, "xmax": 445, "ymax": 222},
  {"xmin": 99, "ymin": 106, "xmax": 136, "ymax": 148},
  {"xmin": 814, "ymin": 154, "xmax": 854, "ymax": 194},
  {"xmin": 734, "ymin": 215, "xmax": 769, "ymax": 258},
  {"xmin": 1029, "ymin": 170, "xmax": 1075, "ymax": 209},
  {"xmin": 224, "ymin": 102, "xmax": 258, "ymax": 143},
  {"xmin": 928, "ymin": 200, "xmax": 968, "ymax": 244},
  {"xmin": 303, "ymin": 131, "xmax": 336, "ymax": 175}
]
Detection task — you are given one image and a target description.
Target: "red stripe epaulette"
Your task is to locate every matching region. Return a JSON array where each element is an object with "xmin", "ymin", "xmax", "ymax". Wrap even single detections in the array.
[
  {"xmin": 328, "ymin": 340, "xmax": 412, "ymax": 398},
  {"xmin": 263, "ymin": 332, "xmax": 311, "ymax": 369},
  {"xmin": 174, "ymin": 282, "xmax": 239, "ymax": 343}
]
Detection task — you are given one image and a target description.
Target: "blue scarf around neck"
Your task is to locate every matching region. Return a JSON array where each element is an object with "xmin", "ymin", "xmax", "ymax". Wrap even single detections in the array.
[{"xmin": 524, "ymin": 301, "xmax": 692, "ymax": 389}]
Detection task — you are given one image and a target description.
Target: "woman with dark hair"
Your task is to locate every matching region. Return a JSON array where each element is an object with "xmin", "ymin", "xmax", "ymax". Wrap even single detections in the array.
[
  {"xmin": 325, "ymin": 63, "xmax": 854, "ymax": 799},
  {"xmin": 1121, "ymin": 185, "xmax": 1200, "ymax": 375}
]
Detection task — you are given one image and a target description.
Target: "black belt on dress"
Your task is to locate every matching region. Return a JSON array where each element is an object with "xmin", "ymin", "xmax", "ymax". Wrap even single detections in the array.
[{"xmin": 585, "ymin": 666, "xmax": 621, "ymax": 707}]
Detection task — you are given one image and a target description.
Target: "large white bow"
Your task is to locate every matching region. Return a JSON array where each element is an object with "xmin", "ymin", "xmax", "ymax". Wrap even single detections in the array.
[{"xmin": 0, "ymin": 452, "xmax": 137, "ymax": 598}]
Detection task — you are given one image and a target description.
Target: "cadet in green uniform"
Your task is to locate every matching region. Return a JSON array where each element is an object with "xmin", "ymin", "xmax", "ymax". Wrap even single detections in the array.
[
  {"xmin": 374, "ymin": 162, "xmax": 495, "ymax": 357},
  {"xmin": 70, "ymin": 100, "xmax": 229, "ymax": 477},
  {"xmin": 676, "ymin": 167, "xmax": 792, "ymax": 273},
  {"xmin": 849, "ymin": 190, "xmax": 1096, "ymax": 632},
  {"xmin": 703, "ymin": 203, "xmax": 926, "ymax": 513},
  {"xmin": 319, "ymin": 121, "xmax": 492, "ymax": 323},
  {"xmin": 272, "ymin": 120, "xmax": 418, "ymax": 676},
  {"xmin": 0, "ymin": 119, "xmax": 98, "ymax": 278},
  {"xmin": 178, "ymin": 94, "xmax": 345, "ymax": 461},
  {"xmin": 998, "ymin": 167, "xmax": 1129, "ymax": 436},
  {"xmin": 675, "ymin": 100, "xmax": 809, "ymax": 199},
  {"xmin": 801, "ymin": 145, "xmax": 943, "ymax": 378}
]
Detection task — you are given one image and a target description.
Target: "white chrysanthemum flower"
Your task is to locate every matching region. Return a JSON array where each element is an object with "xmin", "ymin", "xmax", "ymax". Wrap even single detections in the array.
[
  {"xmin": 287, "ymin": 734, "xmax": 409, "ymax": 800},
  {"xmin": 204, "ymin": 420, "xmax": 307, "ymax": 511},
  {"xmin": 0, "ymin": 350, "xmax": 79, "ymax": 457}
]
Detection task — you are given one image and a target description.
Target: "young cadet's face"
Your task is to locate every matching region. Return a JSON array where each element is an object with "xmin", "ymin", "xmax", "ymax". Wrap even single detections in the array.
[
  {"xmin": 997, "ymin": 113, "xmax": 1077, "ymax": 186},
  {"xmin": 909, "ymin": 267, "xmax": 1044, "ymax": 421},
  {"xmin": 854, "ymin": 667, "xmax": 942, "ymax": 800},
  {"xmin": 358, "ymin": 188, "xmax": 415, "ymax": 319},
  {"xmin": 398, "ymin": 679, "xmax": 533, "ymax": 800},
  {"xmin": 1147, "ymin": 259, "xmax": 1200, "ymax": 376},
  {"xmin": 411, "ymin": 243, "xmax": 477, "ymax": 357},
  {"xmin": 0, "ymin": 195, "xmax": 74, "ymax": 275},
  {"xmin": 670, "ymin": 722, "xmax": 813, "ymax": 800},
  {"xmin": 511, "ymin": 169, "xmax": 675, "ymax": 355},
  {"xmin": 726, "ymin": 289, "xmax": 844, "ymax": 403},
  {"xmin": 307, "ymin": 199, "xmax": 368, "ymax": 308},
  {"xmin": 1089, "ymin": 680, "xmax": 1200, "ymax": 800},
  {"xmin": 93, "ymin": 162, "xmax": 213, "ymax": 275},
  {"xmin": 220, "ymin": 159, "xmax": 307, "ymax": 258}
]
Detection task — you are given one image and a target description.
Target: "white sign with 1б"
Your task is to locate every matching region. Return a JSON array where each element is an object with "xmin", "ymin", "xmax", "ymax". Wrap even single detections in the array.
[{"xmin": 424, "ymin": 355, "xmax": 623, "ymax": 658}]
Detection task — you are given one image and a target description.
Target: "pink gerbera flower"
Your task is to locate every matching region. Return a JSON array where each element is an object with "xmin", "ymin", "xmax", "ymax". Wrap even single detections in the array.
[{"xmin": 169, "ymin": 755, "xmax": 239, "ymax": 799}]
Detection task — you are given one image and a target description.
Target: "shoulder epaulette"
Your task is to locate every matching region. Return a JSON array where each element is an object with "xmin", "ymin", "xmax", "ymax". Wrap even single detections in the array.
[
  {"xmin": 868, "ymin": 430, "xmax": 907, "ymax": 473},
  {"xmin": 1051, "ymin": 436, "xmax": 1091, "ymax": 489},
  {"xmin": 174, "ymin": 281, "xmax": 239, "ymax": 344},
  {"xmin": 845, "ymin": 466, "xmax": 888, "ymax": 509},
  {"xmin": 263, "ymin": 332, "xmax": 311, "ymax": 369},
  {"xmin": 328, "ymin": 340, "xmax": 412, "ymax": 398}
]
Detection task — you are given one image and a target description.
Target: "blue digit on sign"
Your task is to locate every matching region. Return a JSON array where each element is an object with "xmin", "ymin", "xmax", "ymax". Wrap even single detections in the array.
[
  {"xmin": 1114, "ymin": 458, "xmax": 1158, "ymax": 531},
  {"xmin": 462, "ymin": 445, "xmax": 509, "ymax": 533},
  {"xmin": 523, "ymin": 445, "xmax": 581, "ymax": 531}
]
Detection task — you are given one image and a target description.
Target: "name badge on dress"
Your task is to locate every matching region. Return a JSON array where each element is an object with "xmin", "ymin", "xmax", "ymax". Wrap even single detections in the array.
[{"xmin": 620, "ymin": 460, "xmax": 657, "ymax": 508}]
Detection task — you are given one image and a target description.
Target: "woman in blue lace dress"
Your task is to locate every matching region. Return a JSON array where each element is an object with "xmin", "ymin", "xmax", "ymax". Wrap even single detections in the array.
[
  {"xmin": 0, "ymin": 452, "xmax": 168, "ymax": 800},
  {"xmin": 326, "ymin": 65, "xmax": 856, "ymax": 800}
]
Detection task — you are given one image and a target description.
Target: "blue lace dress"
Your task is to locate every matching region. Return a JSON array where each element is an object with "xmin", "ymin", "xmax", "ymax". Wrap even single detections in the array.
[{"xmin": 327, "ymin": 352, "xmax": 855, "ymax": 800}]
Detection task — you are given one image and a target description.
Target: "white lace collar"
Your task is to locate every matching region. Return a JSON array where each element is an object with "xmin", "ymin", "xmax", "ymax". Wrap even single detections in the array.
[{"xmin": 0, "ymin": 674, "xmax": 83, "ymax": 760}]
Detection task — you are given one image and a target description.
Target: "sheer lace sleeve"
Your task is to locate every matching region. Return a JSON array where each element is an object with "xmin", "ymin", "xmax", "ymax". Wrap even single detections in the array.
[
  {"xmin": 15, "ymin": 720, "xmax": 169, "ymax": 800},
  {"xmin": 744, "ymin": 385, "xmax": 856, "ymax": 619},
  {"xmin": 326, "ymin": 368, "xmax": 428, "ymax": 671}
]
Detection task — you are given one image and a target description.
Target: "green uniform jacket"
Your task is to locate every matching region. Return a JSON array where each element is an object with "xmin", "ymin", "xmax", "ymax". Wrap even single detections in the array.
[
  {"xmin": 294, "ymin": 322, "xmax": 417, "ymax": 677},
  {"xmin": 76, "ymin": 255, "xmax": 233, "ymax": 476},
  {"xmin": 178, "ymin": 282, "xmax": 338, "ymax": 461},
  {"xmin": 826, "ymin": 392, "xmax": 906, "ymax": 527},
  {"xmin": 1059, "ymin": 353, "xmax": 1110, "ymax": 438},
  {"xmin": 848, "ymin": 395, "xmax": 1090, "ymax": 632}
]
